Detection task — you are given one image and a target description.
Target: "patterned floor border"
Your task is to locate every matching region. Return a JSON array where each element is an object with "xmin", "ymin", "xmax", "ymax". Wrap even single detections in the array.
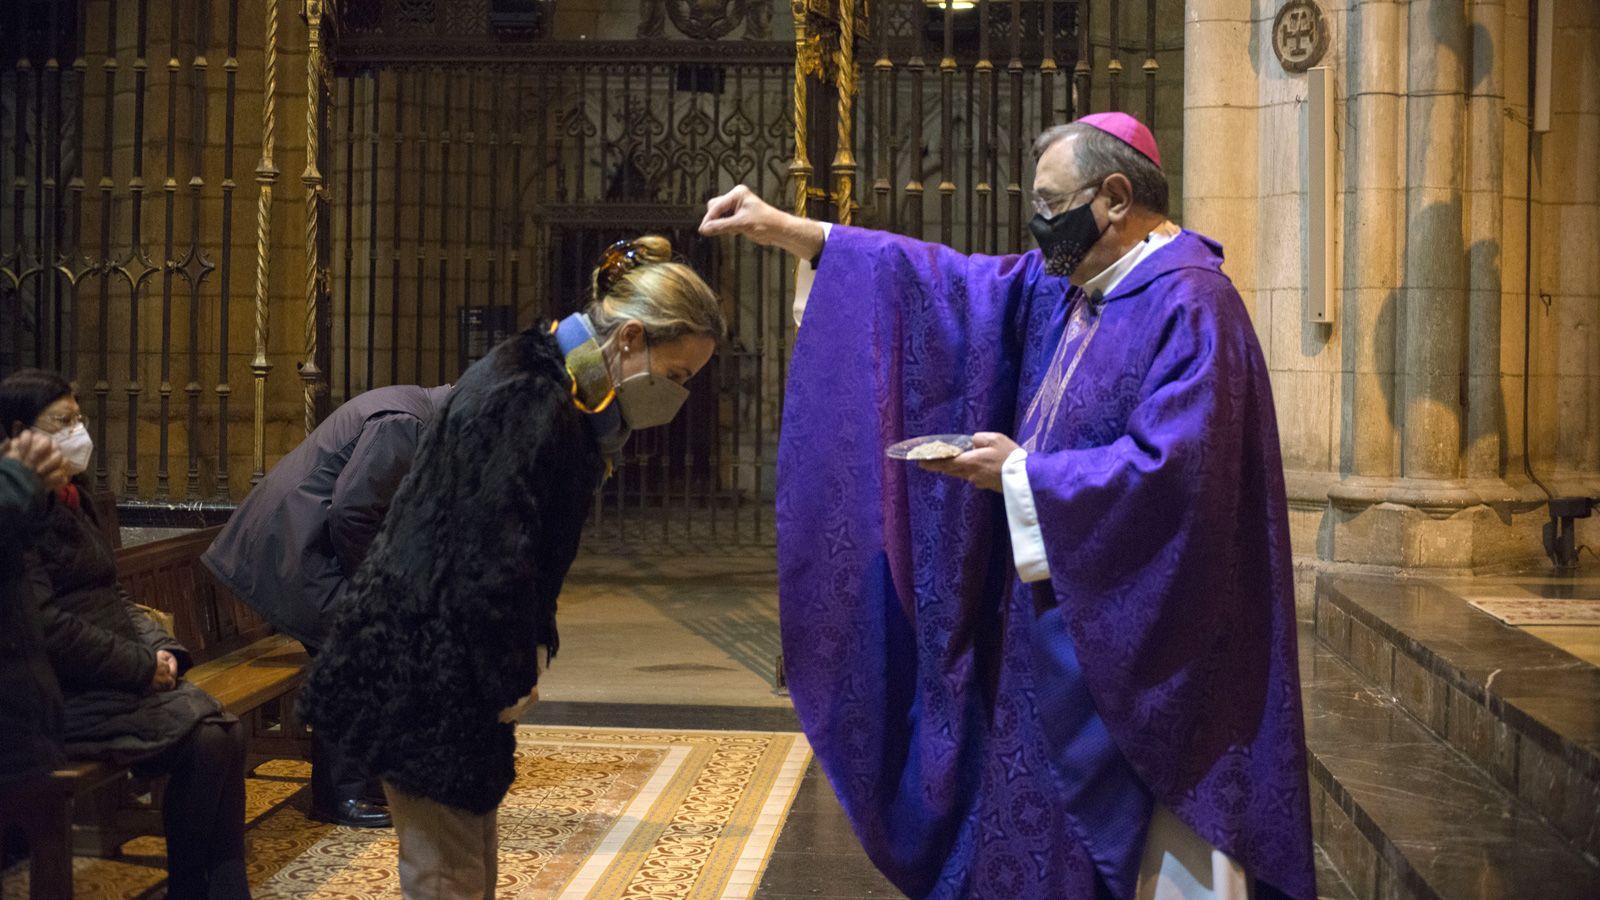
[{"xmin": 1, "ymin": 725, "xmax": 812, "ymax": 900}]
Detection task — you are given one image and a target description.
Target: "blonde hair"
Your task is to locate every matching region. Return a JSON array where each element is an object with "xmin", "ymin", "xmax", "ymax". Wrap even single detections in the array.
[{"xmin": 587, "ymin": 235, "xmax": 726, "ymax": 344}]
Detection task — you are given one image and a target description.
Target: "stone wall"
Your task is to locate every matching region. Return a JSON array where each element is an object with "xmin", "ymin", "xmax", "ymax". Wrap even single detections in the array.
[{"xmin": 1185, "ymin": 0, "xmax": 1600, "ymax": 593}]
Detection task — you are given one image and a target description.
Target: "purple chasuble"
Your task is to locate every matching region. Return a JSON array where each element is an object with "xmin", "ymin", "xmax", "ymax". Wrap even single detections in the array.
[{"xmin": 777, "ymin": 225, "xmax": 1314, "ymax": 900}]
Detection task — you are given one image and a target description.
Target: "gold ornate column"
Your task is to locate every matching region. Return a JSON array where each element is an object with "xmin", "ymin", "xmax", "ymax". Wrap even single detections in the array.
[
  {"xmin": 299, "ymin": 0, "xmax": 327, "ymax": 434},
  {"xmin": 251, "ymin": 0, "xmax": 280, "ymax": 484},
  {"xmin": 789, "ymin": 1, "xmax": 818, "ymax": 216},
  {"xmin": 830, "ymin": 0, "xmax": 856, "ymax": 224},
  {"xmin": 790, "ymin": 0, "xmax": 862, "ymax": 222}
]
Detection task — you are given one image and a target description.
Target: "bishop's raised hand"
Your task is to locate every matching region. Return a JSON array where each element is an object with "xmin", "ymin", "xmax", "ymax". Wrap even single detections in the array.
[{"xmin": 699, "ymin": 185, "xmax": 826, "ymax": 261}]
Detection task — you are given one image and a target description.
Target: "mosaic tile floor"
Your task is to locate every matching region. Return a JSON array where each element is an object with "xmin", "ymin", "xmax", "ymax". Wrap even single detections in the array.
[{"xmin": 2, "ymin": 726, "xmax": 810, "ymax": 900}]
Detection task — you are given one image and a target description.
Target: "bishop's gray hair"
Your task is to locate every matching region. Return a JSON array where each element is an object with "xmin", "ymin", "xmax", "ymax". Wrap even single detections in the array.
[{"xmin": 1034, "ymin": 123, "xmax": 1169, "ymax": 217}]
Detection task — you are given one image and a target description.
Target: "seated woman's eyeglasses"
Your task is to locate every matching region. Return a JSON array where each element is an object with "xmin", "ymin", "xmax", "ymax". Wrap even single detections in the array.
[{"xmin": 41, "ymin": 412, "xmax": 89, "ymax": 430}]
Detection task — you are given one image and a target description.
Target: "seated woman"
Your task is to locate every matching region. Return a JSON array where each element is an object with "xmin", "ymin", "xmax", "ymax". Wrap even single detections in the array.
[{"xmin": 1, "ymin": 369, "xmax": 251, "ymax": 900}]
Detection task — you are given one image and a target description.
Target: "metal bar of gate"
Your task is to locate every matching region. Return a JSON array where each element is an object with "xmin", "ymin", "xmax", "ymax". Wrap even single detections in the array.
[
  {"xmin": 907, "ymin": 0, "xmax": 926, "ymax": 238},
  {"xmin": 964, "ymin": 67, "xmax": 973, "ymax": 251},
  {"xmin": 1145, "ymin": 0, "xmax": 1158, "ymax": 127},
  {"xmin": 1109, "ymin": 0, "xmax": 1123, "ymax": 110},
  {"xmin": 390, "ymin": 72, "xmax": 403, "ymax": 386},
  {"xmin": 1076, "ymin": 0, "xmax": 1092, "ymax": 117},
  {"xmin": 436, "ymin": 71, "xmax": 451, "ymax": 383},
  {"xmin": 157, "ymin": 0, "xmax": 179, "ymax": 498},
  {"xmin": 988, "ymin": 16, "xmax": 1002, "ymax": 253},
  {"xmin": 184, "ymin": 0, "xmax": 214, "ymax": 499},
  {"xmin": 938, "ymin": 0, "xmax": 954, "ymax": 245},
  {"xmin": 509, "ymin": 69, "xmax": 523, "ymax": 331},
  {"xmin": 487, "ymin": 70, "xmax": 501, "ymax": 349},
  {"xmin": 367, "ymin": 71, "xmax": 380, "ymax": 391},
  {"xmin": 340, "ymin": 74, "xmax": 354, "ymax": 400},
  {"xmin": 874, "ymin": 11, "xmax": 893, "ymax": 229},
  {"xmin": 2, "ymin": 3, "xmax": 19, "ymax": 372},
  {"xmin": 461, "ymin": 72, "xmax": 476, "ymax": 370},
  {"xmin": 1009, "ymin": 0, "xmax": 1024, "ymax": 250},
  {"xmin": 977, "ymin": 0, "xmax": 992, "ymax": 256},
  {"xmin": 64, "ymin": 0, "xmax": 86, "ymax": 383},
  {"xmin": 93, "ymin": 0, "xmax": 119, "ymax": 495},
  {"xmin": 41, "ymin": 0, "xmax": 59, "ymax": 375},
  {"xmin": 533, "ymin": 65, "xmax": 548, "ymax": 322},
  {"xmin": 15, "ymin": 2, "xmax": 29, "ymax": 337},
  {"xmin": 218, "ymin": 0, "xmax": 240, "ymax": 499},
  {"xmin": 413, "ymin": 69, "xmax": 429, "ymax": 385},
  {"xmin": 1043, "ymin": 0, "xmax": 1057, "ymax": 125}
]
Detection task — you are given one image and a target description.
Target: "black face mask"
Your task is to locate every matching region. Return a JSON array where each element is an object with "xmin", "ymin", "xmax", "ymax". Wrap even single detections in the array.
[{"xmin": 1029, "ymin": 190, "xmax": 1107, "ymax": 278}]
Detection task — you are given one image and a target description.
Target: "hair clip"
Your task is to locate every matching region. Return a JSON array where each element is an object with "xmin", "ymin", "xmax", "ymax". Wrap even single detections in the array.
[{"xmin": 596, "ymin": 239, "xmax": 647, "ymax": 298}]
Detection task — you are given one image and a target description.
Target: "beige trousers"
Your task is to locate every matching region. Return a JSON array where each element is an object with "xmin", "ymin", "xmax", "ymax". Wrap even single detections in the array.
[{"xmin": 383, "ymin": 782, "xmax": 499, "ymax": 899}]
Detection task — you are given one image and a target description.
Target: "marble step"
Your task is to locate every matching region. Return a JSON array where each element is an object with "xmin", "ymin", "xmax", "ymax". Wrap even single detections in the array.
[
  {"xmin": 1313, "ymin": 574, "xmax": 1600, "ymax": 866},
  {"xmin": 1300, "ymin": 627, "xmax": 1600, "ymax": 900}
]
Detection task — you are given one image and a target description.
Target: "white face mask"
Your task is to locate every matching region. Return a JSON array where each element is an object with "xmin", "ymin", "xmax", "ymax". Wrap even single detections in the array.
[
  {"xmin": 611, "ymin": 335, "xmax": 690, "ymax": 430},
  {"xmin": 51, "ymin": 423, "xmax": 93, "ymax": 475}
]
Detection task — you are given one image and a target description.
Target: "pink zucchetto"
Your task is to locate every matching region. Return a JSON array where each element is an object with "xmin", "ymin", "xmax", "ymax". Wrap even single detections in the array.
[{"xmin": 1076, "ymin": 112, "xmax": 1162, "ymax": 169}]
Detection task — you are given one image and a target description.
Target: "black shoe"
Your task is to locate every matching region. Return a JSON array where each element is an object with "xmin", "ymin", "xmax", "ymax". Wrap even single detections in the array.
[{"xmin": 308, "ymin": 797, "xmax": 392, "ymax": 828}]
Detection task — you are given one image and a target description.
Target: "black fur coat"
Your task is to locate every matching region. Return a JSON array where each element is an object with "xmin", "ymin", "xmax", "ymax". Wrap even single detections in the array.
[{"xmin": 299, "ymin": 326, "xmax": 606, "ymax": 814}]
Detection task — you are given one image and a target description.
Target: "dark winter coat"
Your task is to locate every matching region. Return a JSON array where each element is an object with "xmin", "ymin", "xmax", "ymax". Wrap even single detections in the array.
[
  {"xmin": 202, "ymin": 385, "xmax": 452, "ymax": 648},
  {"xmin": 25, "ymin": 489, "xmax": 223, "ymax": 765},
  {"xmin": 300, "ymin": 326, "xmax": 606, "ymax": 815},
  {"xmin": 0, "ymin": 459, "xmax": 66, "ymax": 786}
]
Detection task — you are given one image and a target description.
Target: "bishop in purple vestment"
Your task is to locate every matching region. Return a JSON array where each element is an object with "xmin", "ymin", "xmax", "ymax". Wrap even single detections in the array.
[{"xmin": 700, "ymin": 114, "xmax": 1314, "ymax": 900}]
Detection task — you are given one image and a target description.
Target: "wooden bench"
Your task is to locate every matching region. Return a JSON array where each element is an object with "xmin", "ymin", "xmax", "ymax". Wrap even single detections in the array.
[
  {"xmin": 107, "ymin": 524, "xmax": 315, "ymax": 766},
  {"xmin": 0, "ymin": 522, "xmax": 313, "ymax": 899}
]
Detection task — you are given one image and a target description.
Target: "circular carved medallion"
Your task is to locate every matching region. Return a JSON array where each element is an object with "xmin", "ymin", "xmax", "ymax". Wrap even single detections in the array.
[{"xmin": 1272, "ymin": 0, "xmax": 1330, "ymax": 73}]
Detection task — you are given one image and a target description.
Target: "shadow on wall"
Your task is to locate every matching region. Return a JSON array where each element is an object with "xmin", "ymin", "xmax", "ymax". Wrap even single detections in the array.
[{"xmin": 1338, "ymin": 197, "xmax": 1505, "ymax": 476}]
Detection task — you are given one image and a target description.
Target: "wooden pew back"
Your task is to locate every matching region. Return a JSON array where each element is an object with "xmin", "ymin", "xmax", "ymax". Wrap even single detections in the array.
[{"xmin": 113, "ymin": 526, "xmax": 272, "ymax": 664}]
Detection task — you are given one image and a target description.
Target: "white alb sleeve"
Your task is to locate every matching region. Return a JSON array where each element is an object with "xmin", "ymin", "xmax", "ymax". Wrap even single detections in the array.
[
  {"xmin": 792, "ymin": 222, "xmax": 833, "ymax": 326},
  {"xmin": 1001, "ymin": 447, "xmax": 1051, "ymax": 583}
]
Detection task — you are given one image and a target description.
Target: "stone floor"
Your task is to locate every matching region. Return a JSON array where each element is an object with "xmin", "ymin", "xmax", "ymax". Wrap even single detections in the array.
[
  {"xmin": 539, "ymin": 553, "xmax": 792, "ymax": 708},
  {"xmin": 1310, "ymin": 562, "xmax": 1600, "ymax": 900},
  {"xmin": 1429, "ymin": 569, "xmax": 1600, "ymax": 667}
]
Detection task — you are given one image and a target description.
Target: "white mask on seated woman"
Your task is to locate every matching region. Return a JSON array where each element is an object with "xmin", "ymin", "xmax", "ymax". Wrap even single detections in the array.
[{"xmin": 50, "ymin": 422, "xmax": 93, "ymax": 475}]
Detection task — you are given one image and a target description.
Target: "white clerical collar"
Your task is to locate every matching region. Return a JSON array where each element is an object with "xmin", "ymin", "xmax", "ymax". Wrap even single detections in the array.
[{"xmin": 1082, "ymin": 225, "xmax": 1178, "ymax": 300}]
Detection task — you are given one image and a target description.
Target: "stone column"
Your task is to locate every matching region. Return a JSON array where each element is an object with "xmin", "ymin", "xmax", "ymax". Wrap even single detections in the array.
[
  {"xmin": 1398, "ymin": 0, "xmax": 1469, "ymax": 482},
  {"xmin": 1462, "ymin": 0, "xmax": 1506, "ymax": 481},
  {"xmin": 1338, "ymin": 0, "xmax": 1405, "ymax": 480},
  {"xmin": 1326, "ymin": 0, "xmax": 1547, "ymax": 570},
  {"xmin": 1182, "ymin": 0, "xmax": 1259, "ymax": 318}
]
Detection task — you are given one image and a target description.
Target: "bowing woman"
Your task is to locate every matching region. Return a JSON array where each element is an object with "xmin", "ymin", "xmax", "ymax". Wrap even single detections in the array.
[{"xmin": 299, "ymin": 235, "xmax": 725, "ymax": 900}]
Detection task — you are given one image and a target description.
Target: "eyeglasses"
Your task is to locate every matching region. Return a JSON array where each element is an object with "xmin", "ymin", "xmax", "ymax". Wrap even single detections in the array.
[
  {"xmin": 39, "ymin": 411, "xmax": 88, "ymax": 430},
  {"xmin": 1030, "ymin": 178, "xmax": 1103, "ymax": 218}
]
